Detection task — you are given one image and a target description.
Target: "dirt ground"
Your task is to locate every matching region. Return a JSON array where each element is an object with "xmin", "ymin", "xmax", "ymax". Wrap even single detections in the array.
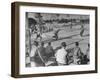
[{"xmin": 26, "ymin": 23, "xmax": 90, "ymax": 67}]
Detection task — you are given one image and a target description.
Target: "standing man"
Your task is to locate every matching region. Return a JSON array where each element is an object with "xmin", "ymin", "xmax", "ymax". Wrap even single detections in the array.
[
  {"xmin": 73, "ymin": 42, "xmax": 83, "ymax": 65},
  {"xmin": 86, "ymin": 43, "xmax": 90, "ymax": 59},
  {"xmin": 81, "ymin": 43, "xmax": 90, "ymax": 64},
  {"xmin": 55, "ymin": 42, "xmax": 68, "ymax": 66},
  {"xmin": 80, "ymin": 25, "xmax": 85, "ymax": 37}
]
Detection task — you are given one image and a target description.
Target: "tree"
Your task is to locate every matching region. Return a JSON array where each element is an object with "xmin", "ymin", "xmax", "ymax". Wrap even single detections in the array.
[{"xmin": 28, "ymin": 18, "xmax": 37, "ymax": 51}]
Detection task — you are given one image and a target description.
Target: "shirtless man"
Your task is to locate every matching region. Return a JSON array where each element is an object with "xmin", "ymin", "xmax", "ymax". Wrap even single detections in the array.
[{"xmin": 73, "ymin": 42, "xmax": 83, "ymax": 65}]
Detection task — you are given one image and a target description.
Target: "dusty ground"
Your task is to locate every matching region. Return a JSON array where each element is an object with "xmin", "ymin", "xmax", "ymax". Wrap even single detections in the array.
[{"xmin": 26, "ymin": 23, "xmax": 90, "ymax": 67}]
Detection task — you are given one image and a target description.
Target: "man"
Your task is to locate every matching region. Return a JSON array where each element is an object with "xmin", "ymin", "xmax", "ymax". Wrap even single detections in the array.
[
  {"xmin": 35, "ymin": 31, "xmax": 42, "ymax": 41},
  {"xmin": 45, "ymin": 42, "xmax": 54, "ymax": 59},
  {"xmin": 37, "ymin": 42, "xmax": 47, "ymax": 66},
  {"xmin": 80, "ymin": 25, "xmax": 84, "ymax": 37},
  {"xmin": 81, "ymin": 43, "xmax": 90, "ymax": 64},
  {"xmin": 73, "ymin": 42, "xmax": 83, "ymax": 65},
  {"xmin": 53, "ymin": 29, "xmax": 60, "ymax": 40},
  {"xmin": 55, "ymin": 42, "xmax": 68, "ymax": 66},
  {"xmin": 30, "ymin": 41, "xmax": 39, "ymax": 67},
  {"xmin": 86, "ymin": 43, "xmax": 90, "ymax": 59}
]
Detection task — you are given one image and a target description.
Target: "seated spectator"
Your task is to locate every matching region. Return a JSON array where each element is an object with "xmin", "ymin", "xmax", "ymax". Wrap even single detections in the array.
[
  {"xmin": 80, "ymin": 55, "xmax": 89, "ymax": 64},
  {"xmin": 45, "ymin": 42, "xmax": 55, "ymax": 58},
  {"xmin": 55, "ymin": 42, "xmax": 68, "ymax": 66},
  {"xmin": 36, "ymin": 42, "xmax": 47, "ymax": 66}
]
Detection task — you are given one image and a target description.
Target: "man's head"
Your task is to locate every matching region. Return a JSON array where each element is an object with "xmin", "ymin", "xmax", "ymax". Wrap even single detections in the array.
[
  {"xmin": 34, "ymin": 41, "xmax": 38, "ymax": 47},
  {"xmin": 75, "ymin": 42, "xmax": 79, "ymax": 47},
  {"xmin": 48, "ymin": 42, "xmax": 51, "ymax": 45},
  {"xmin": 88, "ymin": 43, "xmax": 90, "ymax": 48},
  {"xmin": 61, "ymin": 42, "xmax": 66, "ymax": 48},
  {"xmin": 41, "ymin": 42, "xmax": 44, "ymax": 46}
]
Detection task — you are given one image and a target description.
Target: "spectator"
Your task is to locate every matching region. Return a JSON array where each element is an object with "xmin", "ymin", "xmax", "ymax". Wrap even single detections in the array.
[
  {"xmin": 55, "ymin": 42, "xmax": 68, "ymax": 66},
  {"xmin": 81, "ymin": 55, "xmax": 89, "ymax": 64},
  {"xmin": 80, "ymin": 43, "xmax": 90, "ymax": 64},
  {"xmin": 30, "ymin": 41, "xmax": 39, "ymax": 67},
  {"xmin": 45, "ymin": 42, "xmax": 55, "ymax": 59},
  {"xmin": 30, "ymin": 41, "xmax": 38, "ymax": 59},
  {"xmin": 86, "ymin": 43, "xmax": 90, "ymax": 59},
  {"xmin": 73, "ymin": 42, "xmax": 83, "ymax": 65},
  {"xmin": 37, "ymin": 42, "xmax": 47, "ymax": 66}
]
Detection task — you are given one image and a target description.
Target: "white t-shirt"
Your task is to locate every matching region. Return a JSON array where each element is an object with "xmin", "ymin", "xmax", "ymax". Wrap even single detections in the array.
[{"xmin": 55, "ymin": 47, "xmax": 67, "ymax": 64}]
